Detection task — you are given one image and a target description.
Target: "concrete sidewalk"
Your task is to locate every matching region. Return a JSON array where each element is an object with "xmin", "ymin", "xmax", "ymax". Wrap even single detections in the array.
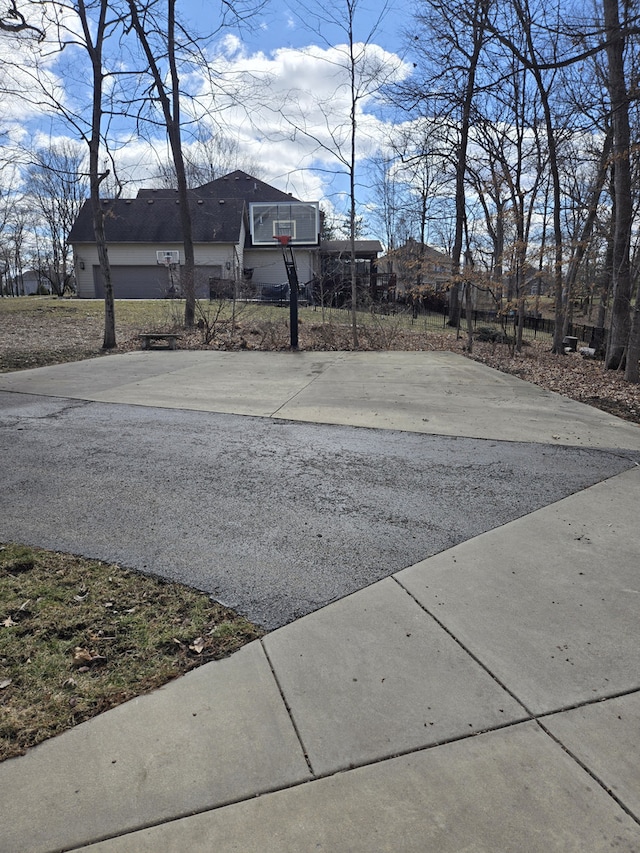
[{"xmin": 0, "ymin": 351, "xmax": 639, "ymax": 852}]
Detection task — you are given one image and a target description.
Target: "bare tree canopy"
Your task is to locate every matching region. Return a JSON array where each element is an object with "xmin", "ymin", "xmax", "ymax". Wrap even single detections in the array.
[{"xmin": 0, "ymin": 0, "xmax": 43, "ymax": 38}]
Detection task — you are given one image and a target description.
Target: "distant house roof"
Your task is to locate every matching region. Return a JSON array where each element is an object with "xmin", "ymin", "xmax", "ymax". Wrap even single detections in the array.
[
  {"xmin": 69, "ymin": 171, "xmax": 304, "ymax": 246},
  {"xmin": 384, "ymin": 240, "xmax": 451, "ymax": 264},
  {"xmin": 321, "ymin": 240, "xmax": 383, "ymax": 258}
]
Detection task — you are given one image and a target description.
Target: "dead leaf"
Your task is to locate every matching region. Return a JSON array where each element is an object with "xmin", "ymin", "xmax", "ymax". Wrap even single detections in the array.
[
  {"xmin": 62, "ymin": 677, "xmax": 78, "ymax": 688},
  {"xmin": 71, "ymin": 647, "xmax": 94, "ymax": 667},
  {"xmin": 189, "ymin": 637, "xmax": 205, "ymax": 654},
  {"xmin": 71, "ymin": 647, "xmax": 107, "ymax": 667},
  {"xmin": 2, "ymin": 616, "xmax": 17, "ymax": 628},
  {"xmin": 0, "ymin": 679, "xmax": 12, "ymax": 690},
  {"xmin": 18, "ymin": 600, "xmax": 31, "ymax": 612}
]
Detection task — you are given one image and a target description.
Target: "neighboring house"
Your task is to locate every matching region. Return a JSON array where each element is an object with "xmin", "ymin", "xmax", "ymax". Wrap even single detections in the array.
[
  {"xmin": 69, "ymin": 171, "xmax": 322, "ymax": 300},
  {"xmin": 525, "ymin": 266, "xmax": 553, "ymax": 298},
  {"xmin": 381, "ymin": 239, "xmax": 452, "ymax": 297},
  {"xmin": 4, "ymin": 269, "xmax": 51, "ymax": 296}
]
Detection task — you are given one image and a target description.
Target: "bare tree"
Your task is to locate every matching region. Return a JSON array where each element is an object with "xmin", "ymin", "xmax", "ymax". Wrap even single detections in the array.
[
  {"xmin": 75, "ymin": 0, "xmax": 119, "ymax": 347},
  {"xmin": 0, "ymin": 0, "xmax": 123, "ymax": 345},
  {"xmin": 25, "ymin": 140, "xmax": 88, "ymax": 295},
  {"xmin": 386, "ymin": 118, "xmax": 453, "ymax": 258},
  {"xmin": 601, "ymin": 0, "xmax": 634, "ymax": 373},
  {"xmin": 561, "ymin": 125, "xmax": 613, "ymax": 335},
  {"xmin": 272, "ymin": 0, "xmax": 396, "ymax": 347},
  {"xmin": 125, "ymin": 0, "xmax": 195, "ymax": 326},
  {"xmin": 397, "ymin": 0, "xmax": 493, "ymax": 327},
  {"xmin": 153, "ymin": 127, "xmax": 264, "ymax": 189},
  {"xmin": 0, "ymin": 0, "xmax": 43, "ymax": 38},
  {"xmin": 0, "ymin": 154, "xmax": 20, "ymax": 295}
]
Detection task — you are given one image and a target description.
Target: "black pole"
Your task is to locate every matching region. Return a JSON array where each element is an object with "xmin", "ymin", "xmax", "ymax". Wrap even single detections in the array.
[
  {"xmin": 289, "ymin": 263, "xmax": 299, "ymax": 349},
  {"xmin": 275, "ymin": 237, "xmax": 300, "ymax": 350}
]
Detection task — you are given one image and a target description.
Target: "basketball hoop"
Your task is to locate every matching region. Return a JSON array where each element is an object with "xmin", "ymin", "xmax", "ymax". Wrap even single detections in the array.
[
  {"xmin": 157, "ymin": 250, "xmax": 180, "ymax": 267},
  {"xmin": 274, "ymin": 235, "xmax": 291, "ymax": 247}
]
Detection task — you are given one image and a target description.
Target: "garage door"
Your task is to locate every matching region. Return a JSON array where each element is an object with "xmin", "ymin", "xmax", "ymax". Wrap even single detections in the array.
[
  {"xmin": 93, "ymin": 265, "xmax": 171, "ymax": 299},
  {"xmin": 93, "ymin": 265, "xmax": 219, "ymax": 299}
]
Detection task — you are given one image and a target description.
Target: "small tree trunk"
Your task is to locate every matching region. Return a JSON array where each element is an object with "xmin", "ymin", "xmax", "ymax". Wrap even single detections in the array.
[
  {"xmin": 464, "ymin": 282, "xmax": 473, "ymax": 352},
  {"xmin": 623, "ymin": 276, "xmax": 640, "ymax": 382}
]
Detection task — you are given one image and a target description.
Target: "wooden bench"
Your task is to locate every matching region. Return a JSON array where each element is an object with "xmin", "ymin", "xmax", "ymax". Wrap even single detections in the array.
[{"xmin": 139, "ymin": 333, "xmax": 181, "ymax": 351}]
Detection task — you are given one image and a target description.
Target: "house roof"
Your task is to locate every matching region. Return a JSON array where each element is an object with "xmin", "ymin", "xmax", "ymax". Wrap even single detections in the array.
[
  {"xmin": 384, "ymin": 240, "xmax": 451, "ymax": 264},
  {"xmin": 136, "ymin": 170, "xmax": 301, "ymax": 203},
  {"xmin": 69, "ymin": 171, "xmax": 305, "ymax": 246},
  {"xmin": 320, "ymin": 240, "xmax": 383, "ymax": 257},
  {"xmin": 69, "ymin": 196, "xmax": 247, "ymax": 244}
]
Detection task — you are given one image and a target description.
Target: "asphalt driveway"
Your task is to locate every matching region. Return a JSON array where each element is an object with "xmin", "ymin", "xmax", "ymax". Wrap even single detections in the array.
[{"xmin": 1, "ymin": 351, "xmax": 639, "ymax": 627}]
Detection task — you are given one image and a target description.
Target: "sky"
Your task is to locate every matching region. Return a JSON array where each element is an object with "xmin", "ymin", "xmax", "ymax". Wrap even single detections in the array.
[{"xmin": 0, "ymin": 0, "xmax": 415, "ymax": 234}]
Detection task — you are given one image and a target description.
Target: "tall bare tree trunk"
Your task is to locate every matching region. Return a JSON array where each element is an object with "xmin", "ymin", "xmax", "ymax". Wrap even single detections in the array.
[
  {"xmin": 625, "ymin": 276, "xmax": 640, "ymax": 382},
  {"xmin": 603, "ymin": 0, "xmax": 633, "ymax": 372},
  {"xmin": 127, "ymin": 0, "xmax": 196, "ymax": 328},
  {"xmin": 450, "ymin": 0, "xmax": 487, "ymax": 328},
  {"xmin": 78, "ymin": 0, "xmax": 116, "ymax": 349}
]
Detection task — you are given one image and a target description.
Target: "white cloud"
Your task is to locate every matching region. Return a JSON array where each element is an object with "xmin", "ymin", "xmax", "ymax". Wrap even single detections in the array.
[
  {"xmin": 189, "ymin": 40, "xmax": 411, "ymax": 203},
  {"xmin": 2, "ymin": 18, "xmax": 412, "ymax": 226}
]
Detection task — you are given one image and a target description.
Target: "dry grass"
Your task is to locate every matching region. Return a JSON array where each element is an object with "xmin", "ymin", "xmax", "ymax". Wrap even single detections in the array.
[{"xmin": 0, "ymin": 543, "xmax": 263, "ymax": 762}]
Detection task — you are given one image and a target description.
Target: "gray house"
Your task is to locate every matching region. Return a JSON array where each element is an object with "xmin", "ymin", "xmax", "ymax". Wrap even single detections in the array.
[{"xmin": 69, "ymin": 171, "xmax": 321, "ymax": 299}]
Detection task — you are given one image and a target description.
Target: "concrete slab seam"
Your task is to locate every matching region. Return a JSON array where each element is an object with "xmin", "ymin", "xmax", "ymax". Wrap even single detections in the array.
[
  {"xmin": 391, "ymin": 575, "xmax": 535, "ymax": 716},
  {"xmin": 55, "ymin": 719, "xmax": 546, "ymax": 853},
  {"xmin": 55, "ymin": 775, "xmax": 323, "ymax": 853},
  {"xmin": 533, "ymin": 686, "xmax": 640, "ymax": 721},
  {"xmin": 44, "ymin": 700, "xmax": 640, "ymax": 851},
  {"xmin": 534, "ymin": 712, "xmax": 640, "ymax": 826},
  {"xmin": 392, "ymin": 575, "xmax": 640, "ymax": 722},
  {"xmin": 393, "ymin": 573, "xmax": 640, "ymax": 824},
  {"xmin": 260, "ymin": 638, "xmax": 315, "ymax": 776},
  {"xmin": 268, "ymin": 358, "xmax": 337, "ymax": 419}
]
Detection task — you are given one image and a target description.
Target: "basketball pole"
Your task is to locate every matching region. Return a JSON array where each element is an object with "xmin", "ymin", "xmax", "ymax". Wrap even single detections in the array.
[{"xmin": 274, "ymin": 235, "xmax": 299, "ymax": 350}]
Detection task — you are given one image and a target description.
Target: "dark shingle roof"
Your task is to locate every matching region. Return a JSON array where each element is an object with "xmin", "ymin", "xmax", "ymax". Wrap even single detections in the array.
[
  {"xmin": 69, "ymin": 172, "xmax": 304, "ymax": 245},
  {"xmin": 136, "ymin": 170, "xmax": 300, "ymax": 202},
  {"xmin": 320, "ymin": 240, "xmax": 383, "ymax": 257},
  {"xmin": 195, "ymin": 171, "xmax": 301, "ymax": 201},
  {"xmin": 69, "ymin": 197, "xmax": 246, "ymax": 244}
]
